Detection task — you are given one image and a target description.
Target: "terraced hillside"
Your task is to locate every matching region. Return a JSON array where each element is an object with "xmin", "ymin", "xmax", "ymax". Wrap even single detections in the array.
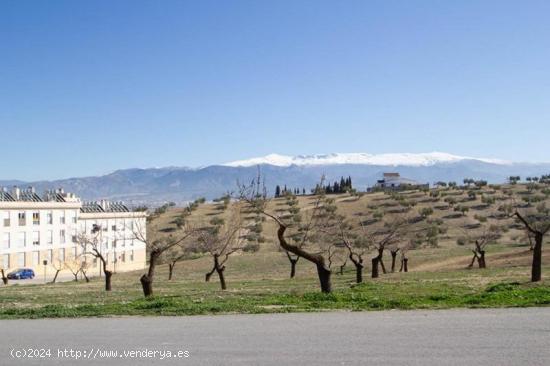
[{"xmin": 148, "ymin": 182, "xmax": 550, "ymax": 276}]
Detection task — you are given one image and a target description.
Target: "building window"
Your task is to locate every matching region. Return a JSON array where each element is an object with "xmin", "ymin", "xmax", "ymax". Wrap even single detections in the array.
[
  {"xmin": 46, "ymin": 211, "xmax": 53, "ymax": 225},
  {"xmin": 130, "ymin": 250, "xmax": 134, "ymax": 262},
  {"xmin": 32, "ymin": 231, "xmax": 40, "ymax": 246},
  {"xmin": 32, "ymin": 212, "xmax": 40, "ymax": 225},
  {"xmin": 46, "ymin": 250, "xmax": 52, "ymax": 263},
  {"xmin": 18, "ymin": 253, "xmax": 25, "ymax": 267},
  {"xmin": 3, "ymin": 233, "xmax": 10, "ymax": 249},
  {"xmin": 72, "ymin": 247, "xmax": 77, "ymax": 258},
  {"xmin": 2, "ymin": 254, "xmax": 9, "ymax": 269},
  {"xmin": 60, "ymin": 212, "xmax": 65, "ymax": 225},
  {"xmin": 3, "ymin": 211, "xmax": 10, "ymax": 227},
  {"xmin": 113, "ymin": 239, "xmax": 117, "ymax": 249},
  {"xmin": 17, "ymin": 232, "xmax": 26, "ymax": 248},
  {"xmin": 70, "ymin": 212, "xmax": 77, "ymax": 224},
  {"xmin": 18, "ymin": 212, "xmax": 26, "ymax": 226},
  {"xmin": 121, "ymin": 252, "xmax": 126, "ymax": 263},
  {"xmin": 32, "ymin": 251, "xmax": 40, "ymax": 265},
  {"xmin": 59, "ymin": 248, "xmax": 65, "ymax": 262},
  {"xmin": 47, "ymin": 230, "xmax": 53, "ymax": 245},
  {"xmin": 111, "ymin": 225, "xmax": 117, "ymax": 231},
  {"xmin": 71, "ymin": 229, "xmax": 77, "ymax": 243},
  {"xmin": 130, "ymin": 239, "xmax": 134, "ymax": 247},
  {"xmin": 60, "ymin": 230, "xmax": 66, "ymax": 244}
]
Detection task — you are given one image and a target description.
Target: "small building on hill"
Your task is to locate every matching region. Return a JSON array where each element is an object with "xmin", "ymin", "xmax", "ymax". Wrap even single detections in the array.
[{"xmin": 370, "ymin": 173, "xmax": 428, "ymax": 191}]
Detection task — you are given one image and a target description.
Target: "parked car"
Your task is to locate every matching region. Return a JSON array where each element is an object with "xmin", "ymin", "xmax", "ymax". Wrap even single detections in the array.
[{"xmin": 7, "ymin": 268, "xmax": 35, "ymax": 280}]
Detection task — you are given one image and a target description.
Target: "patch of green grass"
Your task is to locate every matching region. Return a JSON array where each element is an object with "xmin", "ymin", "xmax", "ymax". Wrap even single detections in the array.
[{"xmin": 1, "ymin": 270, "xmax": 549, "ymax": 319}]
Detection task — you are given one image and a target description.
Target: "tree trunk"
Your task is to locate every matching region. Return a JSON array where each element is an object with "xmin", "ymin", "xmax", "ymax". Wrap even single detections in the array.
[
  {"xmin": 73, "ymin": 273, "xmax": 78, "ymax": 282},
  {"xmin": 216, "ymin": 267, "xmax": 227, "ymax": 290},
  {"xmin": 403, "ymin": 258, "xmax": 408, "ymax": 272},
  {"xmin": 371, "ymin": 257, "xmax": 379, "ymax": 278},
  {"xmin": 104, "ymin": 270, "xmax": 113, "ymax": 291},
  {"xmin": 316, "ymin": 263, "xmax": 332, "ymax": 293},
  {"xmin": 168, "ymin": 263, "xmax": 175, "ymax": 281},
  {"xmin": 339, "ymin": 261, "xmax": 346, "ymax": 275},
  {"xmin": 467, "ymin": 252, "xmax": 477, "ymax": 269},
  {"xmin": 214, "ymin": 255, "xmax": 227, "ymax": 290},
  {"xmin": 51, "ymin": 270, "xmax": 60, "ymax": 284},
  {"xmin": 82, "ymin": 271, "xmax": 90, "ymax": 283},
  {"xmin": 1, "ymin": 269, "xmax": 8, "ymax": 285},
  {"xmin": 140, "ymin": 274, "xmax": 153, "ymax": 297},
  {"xmin": 390, "ymin": 251, "xmax": 398, "ymax": 272},
  {"xmin": 531, "ymin": 233, "xmax": 543, "ymax": 282},
  {"xmin": 354, "ymin": 261, "xmax": 363, "ymax": 283},
  {"xmin": 478, "ymin": 250, "xmax": 486, "ymax": 269},
  {"xmin": 141, "ymin": 250, "xmax": 159, "ymax": 297},
  {"xmin": 290, "ymin": 259, "xmax": 298, "ymax": 278},
  {"xmin": 378, "ymin": 249, "xmax": 387, "ymax": 274}
]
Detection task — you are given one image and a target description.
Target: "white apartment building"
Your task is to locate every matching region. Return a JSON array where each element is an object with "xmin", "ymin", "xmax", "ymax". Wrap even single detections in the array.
[{"xmin": 0, "ymin": 187, "xmax": 146, "ymax": 277}]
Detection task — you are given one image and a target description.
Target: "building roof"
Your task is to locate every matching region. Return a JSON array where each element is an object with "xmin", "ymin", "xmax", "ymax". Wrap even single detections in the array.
[
  {"xmin": 81, "ymin": 201, "xmax": 130, "ymax": 213},
  {"xmin": 375, "ymin": 173, "xmax": 424, "ymax": 186},
  {"xmin": 0, "ymin": 190, "xmax": 15, "ymax": 202},
  {"xmin": 0, "ymin": 187, "xmax": 42, "ymax": 202}
]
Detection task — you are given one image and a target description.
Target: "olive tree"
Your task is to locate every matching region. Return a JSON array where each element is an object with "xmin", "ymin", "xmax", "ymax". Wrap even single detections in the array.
[
  {"xmin": 195, "ymin": 206, "xmax": 247, "ymax": 290},
  {"xmin": 132, "ymin": 219, "xmax": 196, "ymax": 297},
  {"xmin": 240, "ymin": 176, "xmax": 345, "ymax": 293},
  {"xmin": 514, "ymin": 203, "xmax": 550, "ymax": 282}
]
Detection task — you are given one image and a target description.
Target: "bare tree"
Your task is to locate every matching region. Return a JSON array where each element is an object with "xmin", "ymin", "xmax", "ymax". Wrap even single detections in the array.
[
  {"xmin": 65, "ymin": 257, "xmax": 86, "ymax": 282},
  {"xmin": 389, "ymin": 244, "xmax": 400, "ymax": 273},
  {"xmin": 132, "ymin": 219, "xmax": 195, "ymax": 297},
  {"xmin": 50, "ymin": 259, "xmax": 66, "ymax": 284},
  {"xmin": 162, "ymin": 240, "xmax": 197, "ymax": 281},
  {"xmin": 513, "ymin": 203, "xmax": 550, "ymax": 282},
  {"xmin": 335, "ymin": 217, "xmax": 370, "ymax": 283},
  {"xmin": 367, "ymin": 215, "xmax": 410, "ymax": 278},
  {"xmin": 399, "ymin": 243, "xmax": 411, "ymax": 272},
  {"xmin": 76, "ymin": 225, "xmax": 113, "ymax": 291},
  {"xmin": 195, "ymin": 207, "xmax": 247, "ymax": 290},
  {"xmin": 80, "ymin": 260, "xmax": 91, "ymax": 282},
  {"xmin": 240, "ymin": 176, "xmax": 345, "ymax": 293},
  {"xmin": 463, "ymin": 224, "xmax": 501, "ymax": 269},
  {"xmin": 282, "ymin": 193, "xmax": 303, "ymax": 278},
  {"xmin": 285, "ymin": 250, "xmax": 300, "ymax": 279},
  {"xmin": 1, "ymin": 268, "xmax": 8, "ymax": 285}
]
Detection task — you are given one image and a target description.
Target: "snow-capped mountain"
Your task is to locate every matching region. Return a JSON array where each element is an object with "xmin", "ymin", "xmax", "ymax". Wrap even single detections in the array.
[
  {"xmin": 1, "ymin": 152, "xmax": 548, "ymax": 206},
  {"xmin": 224, "ymin": 152, "xmax": 510, "ymax": 168}
]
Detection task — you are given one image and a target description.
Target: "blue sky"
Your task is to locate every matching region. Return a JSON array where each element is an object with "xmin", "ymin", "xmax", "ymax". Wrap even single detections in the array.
[{"xmin": 1, "ymin": 0, "xmax": 549, "ymax": 181}]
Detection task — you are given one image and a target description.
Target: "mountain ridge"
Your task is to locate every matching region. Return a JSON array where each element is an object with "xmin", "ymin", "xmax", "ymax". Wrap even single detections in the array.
[
  {"xmin": 223, "ymin": 152, "xmax": 512, "ymax": 167},
  {"xmin": 1, "ymin": 152, "xmax": 549, "ymax": 206}
]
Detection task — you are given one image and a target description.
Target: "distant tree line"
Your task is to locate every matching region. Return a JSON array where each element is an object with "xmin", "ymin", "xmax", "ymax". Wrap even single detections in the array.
[
  {"xmin": 313, "ymin": 176, "xmax": 353, "ymax": 195},
  {"xmin": 274, "ymin": 185, "xmax": 306, "ymax": 197}
]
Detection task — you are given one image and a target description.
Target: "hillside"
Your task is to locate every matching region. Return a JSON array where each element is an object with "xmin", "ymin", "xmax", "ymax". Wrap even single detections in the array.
[{"xmin": 148, "ymin": 181, "xmax": 550, "ymax": 278}]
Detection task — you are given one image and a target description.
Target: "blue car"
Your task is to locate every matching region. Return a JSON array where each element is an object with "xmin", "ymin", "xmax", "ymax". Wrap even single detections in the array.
[{"xmin": 7, "ymin": 268, "xmax": 35, "ymax": 280}]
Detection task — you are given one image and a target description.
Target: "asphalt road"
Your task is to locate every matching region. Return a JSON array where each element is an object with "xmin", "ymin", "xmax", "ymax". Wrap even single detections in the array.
[{"xmin": 1, "ymin": 308, "xmax": 549, "ymax": 365}]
